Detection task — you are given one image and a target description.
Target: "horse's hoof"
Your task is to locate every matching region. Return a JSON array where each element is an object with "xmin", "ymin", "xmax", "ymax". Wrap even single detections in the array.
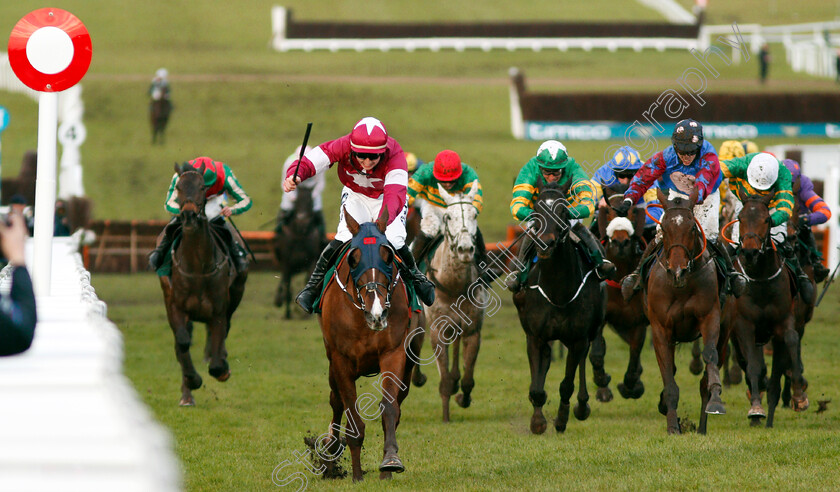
[
  {"xmin": 530, "ymin": 411, "xmax": 547, "ymax": 435},
  {"xmin": 215, "ymin": 370, "xmax": 231, "ymax": 382},
  {"xmin": 555, "ymin": 403, "xmax": 571, "ymax": 432},
  {"xmin": 179, "ymin": 396, "xmax": 195, "ymax": 407},
  {"xmin": 747, "ymin": 404, "xmax": 766, "ymax": 418},
  {"xmin": 574, "ymin": 402, "xmax": 591, "ymax": 421},
  {"xmin": 705, "ymin": 400, "xmax": 726, "ymax": 415},
  {"xmin": 412, "ymin": 370, "xmax": 427, "ymax": 388},
  {"xmin": 618, "ymin": 381, "xmax": 645, "ymax": 399},
  {"xmin": 794, "ymin": 397, "xmax": 810, "ymax": 412},
  {"xmin": 455, "ymin": 393, "xmax": 471, "ymax": 408},
  {"xmin": 689, "ymin": 358, "xmax": 703, "ymax": 376},
  {"xmin": 379, "ymin": 455, "xmax": 404, "ymax": 473},
  {"xmin": 658, "ymin": 393, "xmax": 668, "ymax": 416},
  {"xmin": 596, "ymin": 387, "xmax": 613, "ymax": 403}
]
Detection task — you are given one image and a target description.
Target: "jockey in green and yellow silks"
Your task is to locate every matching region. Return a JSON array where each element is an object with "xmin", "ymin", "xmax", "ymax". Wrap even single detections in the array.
[
  {"xmin": 407, "ymin": 149, "xmax": 495, "ymax": 280},
  {"xmin": 506, "ymin": 140, "xmax": 615, "ymax": 291}
]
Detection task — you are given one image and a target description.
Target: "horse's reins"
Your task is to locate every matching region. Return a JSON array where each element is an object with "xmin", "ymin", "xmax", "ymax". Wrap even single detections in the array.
[
  {"xmin": 722, "ymin": 219, "xmax": 784, "ymax": 282},
  {"xmin": 172, "ymin": 170, "xmax": 231, "ymax": 278},
  {"xmin": 334, "ymin": 256, "xmax": 401, "ymax": 313},
  {"xmin": 648, "ymin": 203, "xmax": 709, "ymax": 272},
  {"xmin": 427, "ymin": 199, "xmax": 478, "ymax": 297}
]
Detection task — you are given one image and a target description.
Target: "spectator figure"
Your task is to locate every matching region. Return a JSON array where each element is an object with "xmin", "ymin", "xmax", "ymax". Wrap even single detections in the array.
[
  {"xmin": 0, "ymin": 213, "xmax": 37, "ymax": 356},
  {"xmin": 54, "ymin": 199, "xmax": 71, "ymax": 237},
  {"xmin": 759, "ymin": 43, "xmax": 771, "ymax": 84},
  {"xmin": 8, "ymin": 195, "xmax": 34, "ymax": 236}
]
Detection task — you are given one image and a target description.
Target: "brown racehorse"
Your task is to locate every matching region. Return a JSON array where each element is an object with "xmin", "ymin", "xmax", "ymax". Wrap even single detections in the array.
[
  {"xmin": 273, "ymin": 186, "xmax": 325, "ymax": 319},
  {"xmin": 317, "ymin": 207, "xmax": 418, "ymax": 482},
  {"xmin": 159, "ymin": 163, "xmax": 247, "ymax": 406},
  {"xmin": 646, "ymin": 187, "xmax": 727, "ymax": 435},
  {"xmin": 150, "ymin": 98, "xmax": 172, "ymax": 145},
  {"xmin": 513, "ymin": 179, "xmax": 605, "ymax": 434},
  {"xmin": 725, "ymin": 196, "xmax": 808, "ymax": 427},
  {"xmin": 590, "ymin": 190, "xmax": 649, "ymax": 402}
]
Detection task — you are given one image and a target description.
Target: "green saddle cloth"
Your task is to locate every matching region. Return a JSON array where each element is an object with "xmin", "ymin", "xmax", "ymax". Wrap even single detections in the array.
[
  {"xmin": 311, "ymin": 245, "xmax": 422, "ymax": 315},
  {"xmin": 156, "ymin": 237, "xmax": 181, "ymax": 277}
]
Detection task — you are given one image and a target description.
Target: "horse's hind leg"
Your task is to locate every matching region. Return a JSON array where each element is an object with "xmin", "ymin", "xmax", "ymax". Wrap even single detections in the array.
[
  {"xmin": 689, "ymin": 339, "xmax": 703, "ymax": 375},
  {"xmin": 164, "ymin": 295, "xmax": 201, "ymax": 406},
  {"xmin": 431, "ymin": 327, "xmax": 454, "ymax": 422},
  {"xmin": 525, "ymin": 334, "xmax": 552, "ymax": 434},
  {"xmin": 409, "ymin": 313, "xmax": 427, "ymax": 387},
  {"xmin": 555, "ymin": 339, "xmax": 590, "ymax": 432},
  {"xmin": 320, "ymin": 373, "xmax": 347, "ymax": 479},
  {"xmin": 618, "ymin": 323, "xmax": 646, "ymax": 399},
  {"xmin": 765, "ymin": 338, "xmax": 787, "ymax": 428},
  {"xmin": 723, "ymin": 340, "xmax": 743, "ymax": 386},
  {"xmin": 574, "ymin": 340, "xmax": 592, "ymax": 422},
  {"xmin": 650, "ymin": 322, "xmax": 680, "ymax": 434},
  {"xmin": 455, "ymin": 327, "xmax": 481, "ymax": 409},
  {"xmin": 782, "ymin": 322, "xmax": 809, "ymax": 412},
  {"xmin": 589, "ymin": 322, "xmax": 613, "ymax": 403},
  {"xmin": 332, "ymin": 361, "xmax": 365, "ymax": 481}
]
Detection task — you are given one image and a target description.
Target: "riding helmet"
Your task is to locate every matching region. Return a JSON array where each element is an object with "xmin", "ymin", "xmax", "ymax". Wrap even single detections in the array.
[
  {"xmin": 433, "ymin": 150, "xmax": 463, "ymax": 181},
  {"xmin": 746, "ymin": 153, "xmax": 779, "ymax": 190},
  {"xmin": 350, "ymin": 117, "xmax": 388, "ymax": 154},
  {"xmin": 718, "ymin": 140, "xmax": 745, "ymax": 161},
  {"xmin": 671, "ymin": 119, "xmax": 704, "ymax": 154},
  {"xmin": 535, "ymin": 140, "xmax": 568, "ymax": 169}
]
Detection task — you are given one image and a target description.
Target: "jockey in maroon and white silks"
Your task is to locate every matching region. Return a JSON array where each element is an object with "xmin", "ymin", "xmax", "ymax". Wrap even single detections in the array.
[{"xmin": 283, "ymin": 117, "xmax": 435, "ymax": 313}]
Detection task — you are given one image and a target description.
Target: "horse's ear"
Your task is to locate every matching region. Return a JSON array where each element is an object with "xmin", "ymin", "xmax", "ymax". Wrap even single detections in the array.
[
  {"xmin": 174, "ymin": 162, "xmax": 182, "ymax": 175},
  {"xmin": 344, "ymin": 208, "xmax": 360, "ymax": 235},
  {"xmin": 437, "ymin": 183, "xmax": 453, "ymax": 204},
  {"xmin": 536, "ymin": 174, "xmax": 546, "ymax": 192},
  {"xmin": 376, "ymin": 205, "xmax": 389, "ymax": 233},
  {"xmin": 467, "ymin": 179, "xmax": 479, "ymax": 199},
  {"xmin": 656, "ymin": 187, "xmax": 667, "ymax": 207},
  {"xmin": 199, "ymin": 162, "xmax": 206, "ymax": 177},
  {"xmin": 689, "ymin": 187, "xmax": 699, "ymax": 206}
]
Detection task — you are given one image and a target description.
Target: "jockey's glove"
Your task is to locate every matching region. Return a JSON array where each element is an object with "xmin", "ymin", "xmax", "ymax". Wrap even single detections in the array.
[{"xmin": 613, "ymin": 198, "xmax": 633, "ymax": 217}]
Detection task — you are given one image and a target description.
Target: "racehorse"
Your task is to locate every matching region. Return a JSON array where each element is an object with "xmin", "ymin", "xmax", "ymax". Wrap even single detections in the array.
[
  {"xmin": 159, "ymin": 163, "xmax": 247, "ymax": 406},
  {"xmin": 316, "ymin": 207, "xmax": 419, "ymax": 481},
  {"xmin": 590, "ymin": 189, "xmax": 649, "ymax": 402},
  {"xmin": 150, "ymin": 96, "xmax": 172, "ymax": 145},
  {"xmin": 725, "ymin": 196, "xmax": 808, "ymax": 426},
  {"xmin": 513, "ymin": 179, "xmax": 605, "ymax": 434},
  {"xmin": 273, "ymin": 186, "xmax": 325, "ymax": 318},
  {"xmin": 424, "ymin": 182, "xmax": 485, "ymax": 422},
  {"xmin": 646, "ymin": 187, "xmax": 727, "ymax": 435}
]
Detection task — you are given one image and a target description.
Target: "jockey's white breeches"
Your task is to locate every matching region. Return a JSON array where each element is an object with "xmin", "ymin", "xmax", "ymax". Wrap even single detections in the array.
[{"xmin": 335, "ymin": 186, "xmax": 408, "ymax": 249}]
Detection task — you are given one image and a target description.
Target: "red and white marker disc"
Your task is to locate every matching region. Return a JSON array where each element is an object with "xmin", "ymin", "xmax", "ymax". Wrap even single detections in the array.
[{"xmin": 7, "ymin": 8, "xmax": 92, "ymax": 93}]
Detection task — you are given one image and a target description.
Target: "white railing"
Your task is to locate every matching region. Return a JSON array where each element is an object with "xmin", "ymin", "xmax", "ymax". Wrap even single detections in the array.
[{"xmin": 0, "ymin": 238, "xmax": 181, "ymax": 492}]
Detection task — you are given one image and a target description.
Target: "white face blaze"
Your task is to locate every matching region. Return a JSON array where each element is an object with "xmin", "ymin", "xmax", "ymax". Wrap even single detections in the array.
[{"xmin": 438, "ymin": 181, "xmax": 478, "ymax": 263}]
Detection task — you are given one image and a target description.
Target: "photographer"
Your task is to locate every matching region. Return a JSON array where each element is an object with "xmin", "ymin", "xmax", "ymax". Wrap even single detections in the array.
[{"xmin": 0, "ymin": 213, "xmax": 37, "ymax": 356}]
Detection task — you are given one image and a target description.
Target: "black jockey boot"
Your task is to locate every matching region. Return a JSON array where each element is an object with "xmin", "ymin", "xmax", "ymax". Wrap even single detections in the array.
[
  {"xmin": 708, "ymin": 237, "xmax": 747, "ymax": 298},
  {"xmin": 620, "ymin": 237, "xmax": 660, "ymax": 301},
  {"xmin": 410, "ymin": 232, "xmax": 436, "ymax": 265},
  {"xmin": 397, "ymin": 245, "xmax": 436, "ymax": 306},
  {"xmin": 296, "ymin": 239, "xmax": 344, "ymax": 314},
  {"xmin": 505, "ymin": 235, "xmax": 535, "ymax": 292},
  {"xmin": 782, "ymin": 240, "xmax": 816, "ymax": 304},
  {"xmin": 573, "ymin": 222, "xmax": 616, "ymax": 280},
  {"xmin": 148, "ymin": 216, "xmax": 181, "ymax": 271},
  {"xmin": 474, "ymin": 227, "xmax": 500, "ymax": 282},
  {"xmin": 801, "ymin": 226, "xmax": 830, "ymax": 283},
  {"xmin": 213, "ymin": 218, "xmax": 249, "ymax": 273}
]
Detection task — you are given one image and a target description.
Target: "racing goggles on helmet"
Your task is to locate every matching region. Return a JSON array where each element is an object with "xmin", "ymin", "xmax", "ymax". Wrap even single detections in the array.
[
  {"xmin": 353, "ymin": 152, "xmax": 382, "ymax": 161},
  {"xmin": 614, "ymin": 169, "xmax": 636, "ymax": 179}
]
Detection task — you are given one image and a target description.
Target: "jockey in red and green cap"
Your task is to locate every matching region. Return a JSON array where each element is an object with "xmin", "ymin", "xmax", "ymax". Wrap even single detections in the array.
[{"xmin": 148, "ymin": 157, "xmax": 252, "ymax": 275}]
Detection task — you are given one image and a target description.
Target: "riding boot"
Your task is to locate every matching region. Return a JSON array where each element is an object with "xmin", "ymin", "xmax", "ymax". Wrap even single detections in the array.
[
  {"xmin": 505, "ymin": 235, "xmax": 535, "ymax": 292},
  {"xmin": 474, "ymin": 227, "xmax": 500, "ymax": 282},
  {"xmin": 801, "ymin": 227, "xmax": 830, "ymax": 283},
  {"xmin": 148, "ymin": 216, "xmax": 180, "ymax": 270},
  {"xmin": 410, "ymin": 232, "xmax": 436, "ymax": 265},
  {"xmin": 620, "ymin": 237, "xmax": 660, "ymax": 301},
  {"xmin": 397, "ymin": 245, "xmax": 436, "ymax": 306},
  {"xmin": 573, "ymin": 222, "xmax": 616, "ymax": 280},
  {"xmin": 709, "ymin": 237, "xmax": 747, "ymax": 297},
  {"xmin": 296, "ymin": 239, "xmax": 344, "ymax": 314},
  {"xmin": 782, "ymin": 240, "xmax": 816, "ymax": 304}
]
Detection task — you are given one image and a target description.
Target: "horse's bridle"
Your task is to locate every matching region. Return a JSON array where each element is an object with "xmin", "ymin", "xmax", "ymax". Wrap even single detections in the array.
[
  {"xmin": 659, "ymin": 205, "xmax": 707, "ymax": 272},
  {"xmin": 334, "ymin": 255, "xmax": 401, "ymax": 315},
  {"xmin": 441, "ymin": 200, "xmax": 475, "ymax": 256}
]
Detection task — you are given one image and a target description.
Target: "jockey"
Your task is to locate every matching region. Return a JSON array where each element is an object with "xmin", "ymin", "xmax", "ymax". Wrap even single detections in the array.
[
  {"xmin": 591, "ymin": 145, "xmax": 662, "ymax": 237},
  {"xmin": 719, "ymin": 152, "xmax": 814, "ymax": 302},
  {"xmin": 783, "ymin": 158, "xmax": 832, "ymax": 283},
  {"xmin": 283, "ymin": 117, "xmax": 436, "ymax": 313},
  {"xmin": 405, "ymin": 152, "xmax": 422, "ymax": 178},
  {"xmin": 615, "ymin": 119, "xmax": 747, "ymax": 299},
  {"xmin": 741, "ymin": 140, "xmax": 759, "ymax": 155},
  {"xmin": 149, "ymin": 68, "xmax": 171, "ymax": 102},
  {"xmin": 506, "ymin": 140, "xmax": 616, "ymax": 292},
  {"xmin": 148, "ymin": 157, "xmax": 251, "ymax": 273},
  {"xmin": 717, "ymin": 140, "xmax": 746, "ymax": 226},
  {"xmin": 407, "ymin": 149, "xmax": 494, "ymax": 281},
  {"xmin": 277, "ymin": 145, "xmax": 326, "ymax": 238}
]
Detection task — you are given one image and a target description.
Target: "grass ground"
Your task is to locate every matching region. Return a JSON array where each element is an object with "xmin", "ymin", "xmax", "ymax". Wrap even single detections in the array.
[{"xmin": 96, "ymin": 271, "xmax": 840, "ymax": 491}]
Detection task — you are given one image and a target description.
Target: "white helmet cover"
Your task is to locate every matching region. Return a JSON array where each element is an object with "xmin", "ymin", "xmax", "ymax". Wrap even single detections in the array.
[{"xmin": 746, "ymin": 153, "xmax": 779, "ymax": 191}]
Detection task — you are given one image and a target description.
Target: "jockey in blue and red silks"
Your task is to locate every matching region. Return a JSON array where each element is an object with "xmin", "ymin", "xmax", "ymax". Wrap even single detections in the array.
[
  {"xmin": 283, "ymin": 116, "xmax": 435, "ymax": 313},
  {"xmin": 613, "ymin": 118, "xmax": 747, "ymax": 300},
  {"xmin": 783, "ymin": 158, "xmax": 832, "ymax": 283}
]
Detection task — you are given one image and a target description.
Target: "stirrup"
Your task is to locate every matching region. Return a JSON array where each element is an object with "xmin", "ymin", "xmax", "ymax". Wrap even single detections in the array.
[{"xmin": 295, "ymin": 287, "xmax": 318, "ymax": 314}]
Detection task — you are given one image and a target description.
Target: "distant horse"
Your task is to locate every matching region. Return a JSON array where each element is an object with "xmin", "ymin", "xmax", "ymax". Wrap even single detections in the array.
[
  {"xmin": 150, "ymin": 97, "xmax": 172, "ymax": 145},
  {"xmin": 646, "ymin": 187, "xmax": 727, "ymax": 435},
  {"xmin": 425, "ymin": 181, "xmax": 485, "ymax": 422},
  {"xmin": 159, "ymin": 163, "xmax": 248, "ymax": 406},
  {"xmin": 317, "ymin": 208, "xmax": 418, "ymax": 481},
  {"xmin": 726, "ymin": 196, "xmax": 808, "ymax": 426},
  {"xmin": 273, "ymin": 186, "xmax": 325, "ymax": 319},
  {"xmin": 513, "ymin": 179, "xmax": 605, "ymax": 434},
  {"xmin": 590, "ymin": 188, "xmax": 649, "ymax": 402}
]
